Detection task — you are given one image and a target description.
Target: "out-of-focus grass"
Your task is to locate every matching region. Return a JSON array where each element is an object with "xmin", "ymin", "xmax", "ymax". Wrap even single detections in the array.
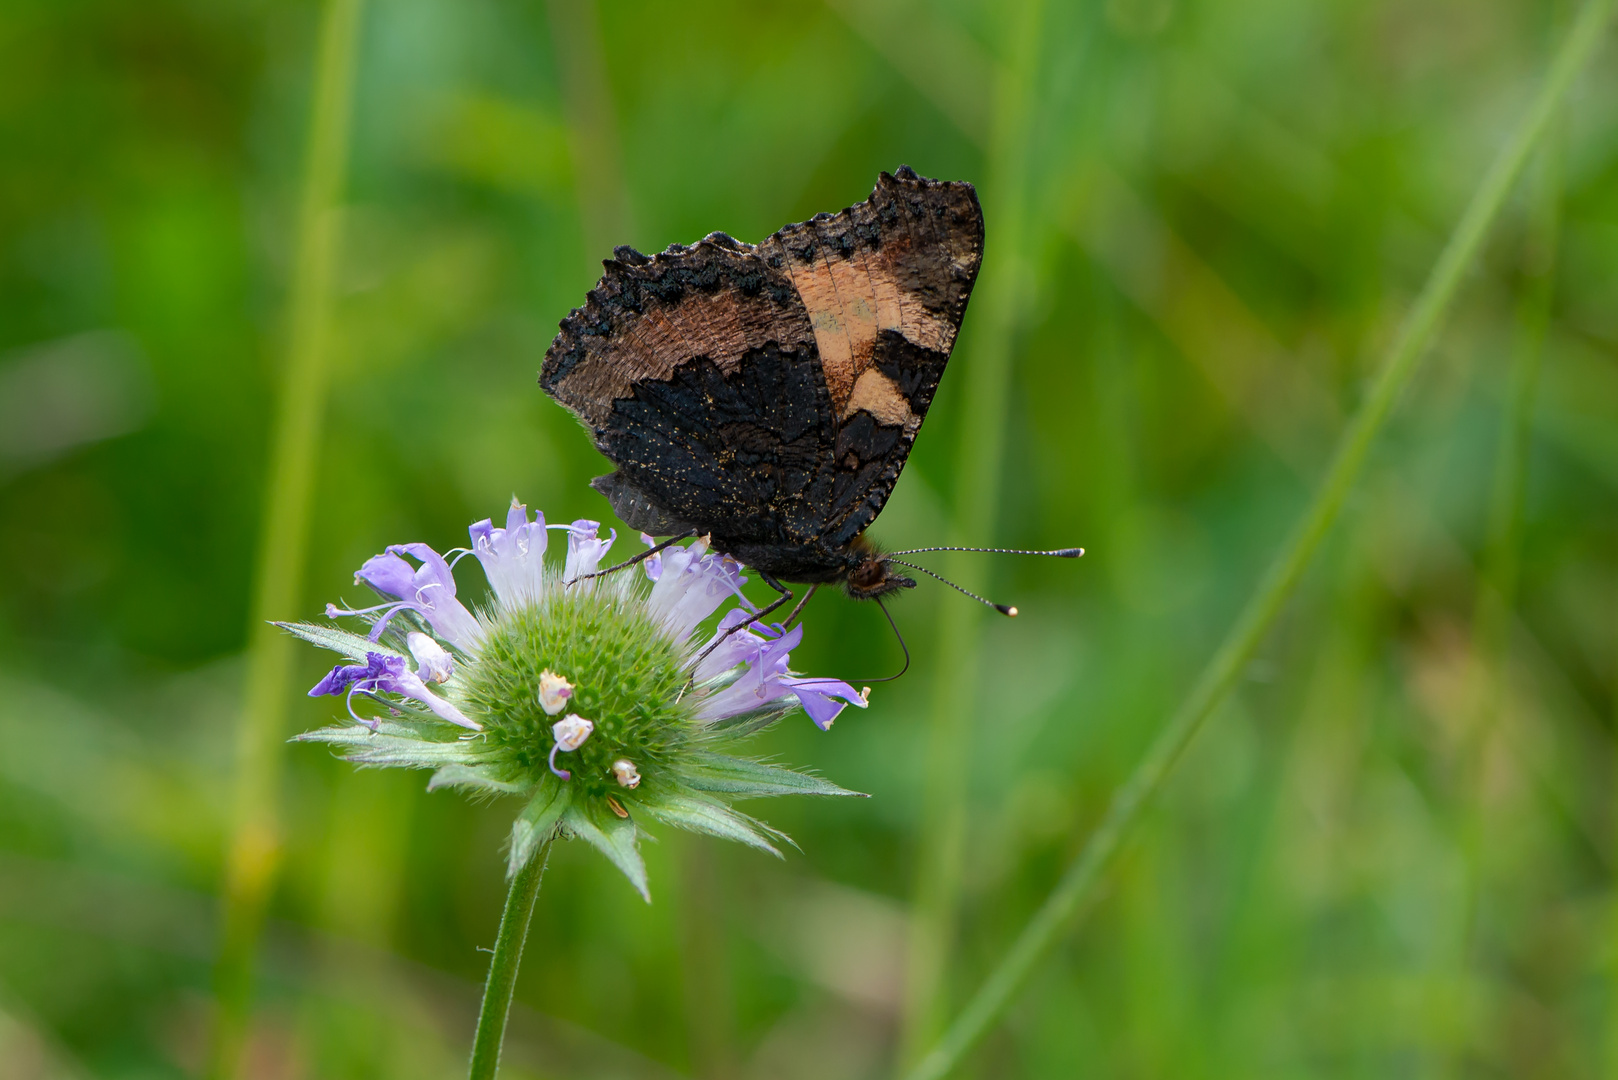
[
  {"xmin": 2, "ymin": 1, "xmax": 1617, "ymax": 1078},
  {"xmin": 213, "ymin": 0, "xmax": 363, "ymax": 1073},
  {"xmin": 907, "ymin": 6, "xmax": 1613, "ymax": 1072}
]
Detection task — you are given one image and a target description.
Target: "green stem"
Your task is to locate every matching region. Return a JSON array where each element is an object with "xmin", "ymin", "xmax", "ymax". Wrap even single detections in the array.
[
  {"xmin": 208, "ymin": 1, "xmax": 364, "ymax": 1075},
  {"xmin": 1447, "ymin": 88, "xmax": 1563, "ymax": 1076},
  {"xmin": 900, "ymin": 2, "xmax": 1616, "ymax": 1077},
  {"xmin": 1611, "ymin": 586, "xmax": 1618, "ymax": 1080},
  {"xmin": 468, "ymin": 841, "xmax": 553, "ymax": 1080},
  {"xmin": 545, "ymin": 0, "xmax": 632, "ymax": 269},
  {"xmin": 899, "ymin": 0, "xmax": 1046, "ymax": 1065}
]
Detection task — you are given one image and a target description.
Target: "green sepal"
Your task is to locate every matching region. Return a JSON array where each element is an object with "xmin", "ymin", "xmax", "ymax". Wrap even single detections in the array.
[
  {"xmin": 428, "ymin": 763, "xmax": 534, "ymax": 797},
  {"xmin": 295, "ymin": 724, "xmax": 484, "ymax": 768},
  {"xmin": 507, "ymin": 779, "xmax": 571, "ymax": 878},
  {"xmin": 636, "ymin": 791, "xmax": 788, "ymax": 856},
  {"xmin": 674, "ymin": 752, "xmax": 866, "ymax": 799},
  {"xmin": 276, "ymin": 622, "xmax": 405, "ymax": 664},
  {"xmin": 562, "ymin": 801, "xmax": 649, "ymax": 901},
  {"xmin": 703, "ymin": 699, "xmax": 798, "ymax": 737}
]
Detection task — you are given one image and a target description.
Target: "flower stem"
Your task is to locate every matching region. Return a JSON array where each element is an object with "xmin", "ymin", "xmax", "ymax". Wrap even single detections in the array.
[
  {"xmin": 468, "ymin": 840, "xmax": 553, "ymax": 1080},
  {"xmin": 209, "ymin": 0, "xmax": 363, "ymax": 1075},
  {"xmin": 900, "ymin": 1, "xmax": 1616, "ymax": 1077}
]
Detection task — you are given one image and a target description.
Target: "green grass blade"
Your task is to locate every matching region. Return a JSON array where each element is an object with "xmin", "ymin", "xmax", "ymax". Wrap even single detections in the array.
[
  {"xmin": 1445, "ymin": 107, "xmax": 1564, "ymax": 1073},
  {"xmin": 899, "ymin": 0, "xmax": 1049, "ymax": 1063},
  {"xmin": 901, "ymin": 2, "xmax": 1617, "ymax": 1076},
  {"xmin": 208, "ymin": 1, "xmax": 366, "ymax": 1075}
]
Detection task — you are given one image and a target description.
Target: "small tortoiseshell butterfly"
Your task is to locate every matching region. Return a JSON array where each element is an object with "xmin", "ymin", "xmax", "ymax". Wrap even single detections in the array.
[{"xmin": 541, "ymin": 167, "xmax": 1078, "ymax": 632}]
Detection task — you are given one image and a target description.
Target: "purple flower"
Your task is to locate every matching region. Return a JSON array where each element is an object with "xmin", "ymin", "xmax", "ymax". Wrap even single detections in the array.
[
  {"xmin": 470, "ymin": 499, "xmax": 549, "ymax": 607},
  {"xmin": 691, "ymin": 608, "xmax": 774, "ymax": 683},
  {"xmin": 337, "ymin": 542, "xmax": 483, "ymax": 649},
  {"xmin": 558, "ymin": 519, "xmax": 616, "ymax": 582},
  {"xmin": 309, "ymin": 651, "xmax": 479, "ymax": 731},
  {"xmin": 780, "ymin": 676, "xmax": 869, "ymax": 731},
  {"xmin": 314, "ymin": 498, "xmax": 867, "ymax": 739},
  {"xmin": 639, "ymin": 533, "xmax": 664, "ymax": 582},
  {"xmin": 695, "ymin": 621, "xmax": 868, "ymax": 730},
  {"xmin": 646, "ymin": 538, "xmax": 749, "ymax": 639},
  {"xmin": 407, "ymin": 631, "xmax": 455, "ymax": 683},
  {"xmin": 293, "ymin": 495, "xmax": 873, "ymax": 901}
]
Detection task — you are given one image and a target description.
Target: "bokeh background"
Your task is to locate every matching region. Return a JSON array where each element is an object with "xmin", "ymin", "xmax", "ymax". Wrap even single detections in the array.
[{"xmin": 3, "ymin": 0, "xmax": 1618, "ymax": 1076}]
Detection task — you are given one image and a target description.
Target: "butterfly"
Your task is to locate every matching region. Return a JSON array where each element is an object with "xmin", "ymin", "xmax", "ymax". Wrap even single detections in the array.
[{"xmin": 541, "ymin": 166, "xmax": 1077, "ymax": 632}]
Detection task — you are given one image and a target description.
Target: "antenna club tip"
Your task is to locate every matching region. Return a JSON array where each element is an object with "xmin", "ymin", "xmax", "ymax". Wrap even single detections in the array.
[
  {"xmin": 997, "ymin": 604, "xmax": 1018, "ymax": 617},
  {"xmin": 1057, "ymin": 548, "xmax": 1085, "ymax": 558}
]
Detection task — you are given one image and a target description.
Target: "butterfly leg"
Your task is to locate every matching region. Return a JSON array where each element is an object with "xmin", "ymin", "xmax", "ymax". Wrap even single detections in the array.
[
  {"xmin": 682, "ymin": 573, "xmax": 794, "ymax": 692},
  {"xmin": 737, "ymin": 571, "xmax": 795, "ymax": 634},
  {"xmin": 571, "ymin": 530, "xmax": 698, "ymax": 584},
  {"xmin": 782, "ymin": 584, "xmax": 819, "ymax": 629}
]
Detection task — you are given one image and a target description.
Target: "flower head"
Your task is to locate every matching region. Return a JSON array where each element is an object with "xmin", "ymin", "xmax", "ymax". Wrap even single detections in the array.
[{"xmin": 287, "ymin": 498, "xmax": 867, "ymax": 899}]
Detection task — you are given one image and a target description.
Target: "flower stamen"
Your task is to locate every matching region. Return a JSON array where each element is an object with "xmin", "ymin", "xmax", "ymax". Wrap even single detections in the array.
[
  {"xmin": 538, "ymin": 671, "xmax": 575, "ymax": 716},
  {"xmin": 612, "ymin": 759, "xmax": 641, "ymax": 789},
  {"xmin": 548, "ymin": 715, "xmax": 594, "ymax": 780}
]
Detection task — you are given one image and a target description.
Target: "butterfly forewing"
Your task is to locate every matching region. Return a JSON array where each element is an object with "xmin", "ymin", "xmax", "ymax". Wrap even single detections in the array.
[{"xmin": 539, "ymin": 167, "xmax": 984, "ymax": 584}]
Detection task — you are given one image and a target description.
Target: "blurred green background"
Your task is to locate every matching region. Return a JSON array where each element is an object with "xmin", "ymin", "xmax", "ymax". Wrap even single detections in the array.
[{"xmin": 3, "ymin": 0, "xmax": 1618, "ymax": 1076}]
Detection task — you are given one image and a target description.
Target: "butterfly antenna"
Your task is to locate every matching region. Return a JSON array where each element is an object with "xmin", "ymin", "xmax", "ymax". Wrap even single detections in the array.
[
  {"xmin": 887, "ymin": 558, "xmax": 1020, "ymax": 617},
  {"xmin": 856, "ymin": 597, "xmax": 911, "ymax": 683},
  {"xmin": 887, "ymin": 545, "xmax": 1084, "ymax": 558}
]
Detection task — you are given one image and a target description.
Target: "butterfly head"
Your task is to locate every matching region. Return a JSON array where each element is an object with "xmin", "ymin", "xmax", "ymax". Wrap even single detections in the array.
[{"xmin": 843, "ymin": 544, "xmax": 916, "ymax": 602}]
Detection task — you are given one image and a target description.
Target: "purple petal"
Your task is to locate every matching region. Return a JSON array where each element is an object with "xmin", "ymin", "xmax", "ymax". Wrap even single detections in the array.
[
  {"xmin": 784, "ymin": 677, "xmax": 869, "ymax": 731},
  {"xmin": 559, "ymin": 519, "xmax": 616, "ymax": 582},
  {"xmin": 308, "ymin": 652, "xmax": 407, "ymax": 697},
  {"xmin": 647, "ymin": 542, "xmax": 753, "ymax": 641},
  {"xmin": 376, "ymin": 543, "xmax": 483, "ymax": 648},
  {"xmin": 640, "ymin": 534, "xmax": 663, "ymax": 582},
  {"xmin": 692, "ymin": 615, "xmax": 770, "ymax": 682},
  {"xmin": 695, "ymin": 674, "xmax": 794, "ymax": 723},
  {"xmin": 389, "ymin": 543, "xmax": 458, "ymax": 599},
  {"xmin": 471, "ymin": 500, "xmax": 549, "ymax": 608},
  {"xmin": 387, "ymin": 669, "xmax": 481, "ymax": 730},
  {"xmin": 753, "ymin": 622, "xmax": 803, "ymax": 669},
  {"xmin": 310, "ymin": 662, "xmax": 367, "ymax": 697},
  {"xmin": 407, "ymin": 632, "xmax": 455, "ymax": 683},
  {"xmin": 355, "ymin": 552, "xmax": 417, "ymax": 600}
]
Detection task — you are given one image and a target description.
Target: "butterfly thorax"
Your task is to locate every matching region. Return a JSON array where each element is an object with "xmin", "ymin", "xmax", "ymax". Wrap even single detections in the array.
[{"xmin": 706, "ymin": 533, "xmax": 913, "ymax": 600}]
